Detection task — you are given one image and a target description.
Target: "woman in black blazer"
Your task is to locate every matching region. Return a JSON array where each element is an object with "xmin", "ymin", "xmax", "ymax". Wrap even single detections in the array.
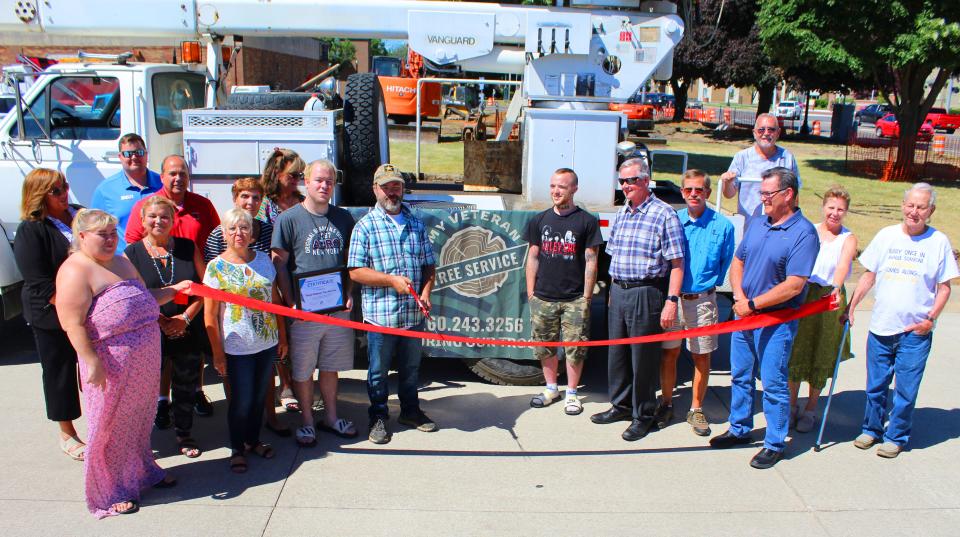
[{"xmin": 13, "ymin": 168, "xmax": 85, "ymax": 461}]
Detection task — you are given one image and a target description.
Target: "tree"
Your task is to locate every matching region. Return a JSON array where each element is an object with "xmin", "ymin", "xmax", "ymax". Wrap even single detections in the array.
[
  {"xmin": 370, "ymin": 39, "xmax": 389, "ymax": 58},
  {"xmin": 759, "ymin": 1, "xmax": 960, "ymax": 180},
  {"xmin": 670, "ymin": 0, "xmax": 780, "ymax": 120},
  {"xmin": 319, "ymin": 38, "xmax": 356, "ymax": 67}
]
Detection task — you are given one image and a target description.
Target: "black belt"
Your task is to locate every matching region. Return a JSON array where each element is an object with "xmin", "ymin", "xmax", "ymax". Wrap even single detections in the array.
[
  {"xmin": 681, "ymin": 288, "xmax": 715, "ymax": 300},
  {"xmin": 612, "ymin": 278, "xmax": 665, "ymax": 289}
]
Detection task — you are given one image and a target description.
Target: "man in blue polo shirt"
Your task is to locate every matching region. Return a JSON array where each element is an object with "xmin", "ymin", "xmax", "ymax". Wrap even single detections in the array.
[
  {"xmin": 658, "ymin": 169, "xmax": 735, "ymax": 437},
  {"xmin": 91, "ymin": 133, "xmax": 162, "ymax": 253},
  {"xmin": 710, "ymin": 166, "xmax": 818, "ymax": 469}
]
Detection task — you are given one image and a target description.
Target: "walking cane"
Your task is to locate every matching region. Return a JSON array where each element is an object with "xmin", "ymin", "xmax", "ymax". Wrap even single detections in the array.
[{"xmin": 814, "ymin": 320, "xmax": 850, "ymax": 452}]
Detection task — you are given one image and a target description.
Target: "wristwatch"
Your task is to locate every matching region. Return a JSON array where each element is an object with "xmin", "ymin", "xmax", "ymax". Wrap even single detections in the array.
[
  {"xmin": 747, "ymin": 299, "xmax": 757, "ymax": 312},
  {"xmin": 180, "ymin": 312, "xmax": 192, "ymax": 324},
  {"xmin": 666, "ymin": 295, "xmax": 679, "ymax": 304}
]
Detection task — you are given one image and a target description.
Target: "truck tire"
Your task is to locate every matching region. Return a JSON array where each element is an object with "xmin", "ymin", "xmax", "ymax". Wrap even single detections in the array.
[
  {"xmin": 343, "ymin": 73, "xmax": 390, "ymax": 206},
  {"xmin": 463, "ymin": 358, "xmax": 545, "ymax": 386},
  {"xmin": 222, "ymin": 92, "xmax": 313, "ymax": 110}
]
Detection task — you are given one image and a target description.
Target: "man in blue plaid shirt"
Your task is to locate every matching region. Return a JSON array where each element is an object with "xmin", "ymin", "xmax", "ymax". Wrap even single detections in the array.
[
  {"xmin": 590, "ymin": 158, "xmax": 685, "ymax": 442},
  {"xmin": 348, "ymin": 164, "xmax": 437, "ymax": 445}
]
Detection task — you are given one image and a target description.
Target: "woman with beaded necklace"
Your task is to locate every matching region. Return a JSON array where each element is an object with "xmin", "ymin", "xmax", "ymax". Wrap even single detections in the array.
[{"xmin": 124, "ymin": 196, "xmax": 206, "ymax": 458}]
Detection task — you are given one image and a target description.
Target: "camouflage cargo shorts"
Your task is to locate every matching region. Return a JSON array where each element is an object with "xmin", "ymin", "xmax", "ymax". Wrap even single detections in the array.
[{"xmin": 529, "ymin": 295, "xmax": 590, "ymax": 363}]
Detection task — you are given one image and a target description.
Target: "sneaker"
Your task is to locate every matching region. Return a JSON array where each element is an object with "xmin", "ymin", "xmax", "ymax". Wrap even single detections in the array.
[
  {"xmin": 368, "ymin": 417, "xmax": 392, "ymax": 444},
  {"xmin": 853, "ymin": 433, "xmax": 879, "ymax": 450},
  {"xmin": 877, "ymin": 442, "xmax": 903, "ymax": 459},
  {"xmin": 194, "ymin": 391, "xmax": 214, "ymax": 417},
  {"xmin": 398, "ymin": 410, "xmax": 439, "ymax": 432},
  {"xmin": 686, "ymin": 409, "xmax": 711, "ymax": 436},
  {"xmin": 654, "ymin": 403, "xmax": 673, "ymax": 430},
  {"xmin": 155, "ymin": 400, "xmax": 172, "ymax": 430},
  {"xmin": 795, "ymin": 411, "xmax": 816, "ymax": 433}
]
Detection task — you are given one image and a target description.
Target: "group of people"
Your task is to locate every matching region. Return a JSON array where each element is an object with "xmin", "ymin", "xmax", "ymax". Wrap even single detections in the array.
[
  {"xmin": 525, "ymin": 114, "xmax": 955, "ymax": 471},
  {"xmin": 14, "ymin": 116, "xmax": 956, "ymax": 517},
  {"xmin": 15, "ymin": 135, "xmax": 437, "ymax": 518}
]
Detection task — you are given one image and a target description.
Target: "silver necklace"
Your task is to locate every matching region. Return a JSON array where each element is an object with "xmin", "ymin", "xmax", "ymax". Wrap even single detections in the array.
[{"xmin": 144, "ymin": 238, "xmax": 175, "ymax": 286}]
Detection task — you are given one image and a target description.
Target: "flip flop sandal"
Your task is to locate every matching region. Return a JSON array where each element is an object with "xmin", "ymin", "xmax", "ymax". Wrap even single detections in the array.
[
  {"xmin": 281, "ymin": 397, "xmax": 301, "ymax": 413},
  {"xmin": 229, "ymin": 452, "xmax": 248, "ymax": 474},
  {"xmin": 318, "ymin": 418, "xmax": 358, "ymax": 439},
  {"xmin": 247, "ymin": 442, "xmax": 275, "ymax": 459},
  {"xmin": 530, "ymin": 389, "xmax": 560, "ymax": 408},
  {"xmin": 60, "ymin": 436, "xmax": 86, "ymax": 461},
  {"xmin": 114, "ymin": 500, "xmax": 139, "ymax": 515},
  {"xmin": 177, "ymin": 436, "xmax": 202, "ymax": 458},
  {"xmin": 295, "ymin": 425, "xmax": 317, "ymax": 447},
  {"xmin": 564, "ymin": 397, "xmax": 584, "ymax": 416}
]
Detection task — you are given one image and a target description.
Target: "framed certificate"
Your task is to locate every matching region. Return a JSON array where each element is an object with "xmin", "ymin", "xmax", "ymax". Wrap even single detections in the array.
[{"xmin": 293, "ymin": 267, "xmax": 348, "ymax": 314}]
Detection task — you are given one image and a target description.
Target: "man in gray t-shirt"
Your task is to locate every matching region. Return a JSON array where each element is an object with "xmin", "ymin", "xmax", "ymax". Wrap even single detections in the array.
[
  {"xmin": 272, "ymin": 159, "xmax": 359, "ymax": 445},
  {"xmin": 720, "ymin": 113, "xmax": 800, "ymax": 217}
]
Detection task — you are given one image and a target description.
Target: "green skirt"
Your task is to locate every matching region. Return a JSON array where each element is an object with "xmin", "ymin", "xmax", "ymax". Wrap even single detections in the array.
[{"xmin": 788, "ymin": 282, "xmax": 852, "ymax": 389}]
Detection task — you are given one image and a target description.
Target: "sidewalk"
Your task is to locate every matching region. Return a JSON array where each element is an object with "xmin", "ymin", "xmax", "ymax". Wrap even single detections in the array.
[{"xmin": 1, "ymin": 308, "xmax": 958, "ymax": 536}]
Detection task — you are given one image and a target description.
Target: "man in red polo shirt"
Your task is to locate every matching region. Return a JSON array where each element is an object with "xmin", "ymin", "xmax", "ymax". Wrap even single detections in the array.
[
  {"xmin": 126, "ymin": 154, "xmax": 219, "ymax": 248},
  {"xmin": 126, "ymin": 154, "xmax": 220, "ymax": 420}
]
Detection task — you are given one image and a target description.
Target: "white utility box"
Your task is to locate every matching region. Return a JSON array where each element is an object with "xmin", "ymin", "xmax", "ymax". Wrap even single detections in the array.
[
  {"xmin": 522, "ymin": 107, "xmax": 621, "ymax": 208},
  {"xmin": 181, "ymin": 108, "xmax": 343, "ymax": 209}
]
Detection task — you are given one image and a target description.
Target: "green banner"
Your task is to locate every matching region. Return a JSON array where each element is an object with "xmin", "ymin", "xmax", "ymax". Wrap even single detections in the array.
[{"xmin": 349, "ymin": 207, "xmax": 534, "ymax": 360}]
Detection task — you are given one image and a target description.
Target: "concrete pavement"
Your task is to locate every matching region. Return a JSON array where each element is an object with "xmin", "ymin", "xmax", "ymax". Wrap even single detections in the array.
[{"xmin": 1, "ymin": 304, "xmax": 958, "ymax": 536}]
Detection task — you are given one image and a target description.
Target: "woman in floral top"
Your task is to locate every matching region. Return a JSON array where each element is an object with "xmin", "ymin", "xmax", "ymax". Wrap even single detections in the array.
[{"xmin": 203, "ymin": 208, "xmax": 287, "ymax": 473}]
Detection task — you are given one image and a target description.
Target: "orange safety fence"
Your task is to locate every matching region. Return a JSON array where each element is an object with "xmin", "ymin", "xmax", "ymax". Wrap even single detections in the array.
[{"xmin": 846, "ymin": 131, "xmax": 960, "ymax": 182}]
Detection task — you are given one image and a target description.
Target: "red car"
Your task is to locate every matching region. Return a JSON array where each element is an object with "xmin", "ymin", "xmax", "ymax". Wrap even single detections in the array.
[{"xmin": 875, "ymin": 113, "xmax": 934, "ymax": 141}]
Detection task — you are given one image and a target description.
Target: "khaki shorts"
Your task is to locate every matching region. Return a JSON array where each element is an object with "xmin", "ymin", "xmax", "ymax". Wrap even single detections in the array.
[
  {"xmin": 289, "ymin": 310, "xmax": 354, "ymax": 381},
  {"xmin": 529, "ymin": 295, "xmax": 590, "ymax": 363},
  {"xmin": 662, "ymin": 292, "xmax": 719, "ymax": 354}
]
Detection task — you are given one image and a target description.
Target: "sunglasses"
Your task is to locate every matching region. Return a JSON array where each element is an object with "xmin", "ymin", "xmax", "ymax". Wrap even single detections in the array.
[
  {"xmin": 755, "ymin": 127, "xmax": 779, "ymax": 134},
  {"xmin": 682, "ymin": 187, "xmax": 707, "ymax": 195},
  {"xmin": 49, "ymin": 182, "xmax": 70, "ymax": 196},
  {"xmin": 286, "ymin": 171, "xmax": 305, "ymax": 181},
  {"xmin": 618, "ymin": 176, "xmax": 648, "ymax": 185},
  {"xmin": 120, "ymin": 149, "xmax": 146, "ymax": 158}
]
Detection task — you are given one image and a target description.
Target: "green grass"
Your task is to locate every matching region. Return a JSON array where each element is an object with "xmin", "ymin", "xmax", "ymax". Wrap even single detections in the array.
[{"xmin": 391, "ymin": 133, "xmax": 960, "ymax": 246}]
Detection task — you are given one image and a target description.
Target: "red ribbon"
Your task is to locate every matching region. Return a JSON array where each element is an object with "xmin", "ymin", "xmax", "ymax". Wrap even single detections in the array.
[{"xmin": 182, "ymin": 282, "xmax": 838, "ymax": 347}]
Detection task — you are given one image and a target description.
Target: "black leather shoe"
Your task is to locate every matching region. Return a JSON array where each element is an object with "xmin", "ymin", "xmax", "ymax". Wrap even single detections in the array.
[
  {"xmin": 749, "ymin": 448, "xmax": 783, "ymax": 469},
  {"xmin": 622, "ymin": 419, "xmax": 654, "ymax": 442},
  {"xmin": 709, "ymin": 431, "xmax": 752, "ymax": 449},
  {"xmin": 590, "ymin": 407, "xmax": 632, "ymax": 425}
]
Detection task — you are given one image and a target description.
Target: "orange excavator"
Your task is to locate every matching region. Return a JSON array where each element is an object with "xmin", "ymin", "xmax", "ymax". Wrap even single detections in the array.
[{"xmin": 372, "ymin": 50, "xmax": 442, "ymax": 124}]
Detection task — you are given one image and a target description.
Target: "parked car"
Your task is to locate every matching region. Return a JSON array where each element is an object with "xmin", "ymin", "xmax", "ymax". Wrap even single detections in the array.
[
  {"xmin": 924, "ymin": 107, "xmax": 959, "ymax": 134},
  {"xmin": 854, "ymin": 103, "xmax": 893, "ymax": 126},
  {"xmin": 775, "ymin": 101, "xmax": 803, "ymax": 120},
  {"xmin": 875, "ymin": 113, "xmax": 934, "ymax": 141},
  {"xmin": 687, "ymin": 99, "xmax": 704, "ymax": 110}
]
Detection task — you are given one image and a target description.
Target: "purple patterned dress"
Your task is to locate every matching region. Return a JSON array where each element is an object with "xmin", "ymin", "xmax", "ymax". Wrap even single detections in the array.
[{"xmin": 81, "ymin": 279, "xmax": 166, "ymax": 518}]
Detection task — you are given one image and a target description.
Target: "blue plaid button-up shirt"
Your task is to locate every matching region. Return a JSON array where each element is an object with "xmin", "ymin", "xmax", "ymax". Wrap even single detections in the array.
[
  {"xmin": 347, "ymin": 204, "xmax": 436, "ymax": 328},
  {"xmin": 607, "ymin": 193, "xmax": 684, "ymax": 280}
]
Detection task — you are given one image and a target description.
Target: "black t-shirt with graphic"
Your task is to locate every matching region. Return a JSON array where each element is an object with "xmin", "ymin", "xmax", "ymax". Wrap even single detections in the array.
[{"xmin": 524, "ymin": 206, "xmax": 603, "ymax": 301}]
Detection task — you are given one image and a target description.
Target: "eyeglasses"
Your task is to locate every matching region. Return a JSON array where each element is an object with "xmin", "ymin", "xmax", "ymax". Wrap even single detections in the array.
[
  {"xmin": 120, "ymin": 149, "xmax": 146, "ymax": 158},
  {"xmin": 49, "ymin": 182, "xmax": 70, "ymax": 196},
  {"xmin": 618, "ymin": 176, "xmax": 648, "ymax": 185},
  {"xmin": 758, "ymin": 187, "xmax": 788, "ymax": 200},
  {"xmin": 755, "ymin": 127, "xmax": 779, "ymax": 134},
  {"xmin": 682, "ymin": 187, "xmax": 707, "ymax": 195}
]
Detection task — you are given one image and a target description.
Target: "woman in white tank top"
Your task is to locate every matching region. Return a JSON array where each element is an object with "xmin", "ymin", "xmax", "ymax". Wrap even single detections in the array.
[{"xmin": 788, "ymin": 186, "xmax": 859, "ymax": 433}]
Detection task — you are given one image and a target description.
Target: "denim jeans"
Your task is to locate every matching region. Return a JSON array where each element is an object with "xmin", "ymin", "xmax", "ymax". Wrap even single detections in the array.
[
  {"xmin": 862, "ymin": 330, "xmax": 932, "ymax": 447},
  {"xmin": 728, "ymin": 320, "xmax": 797, "ymax": 452},
  {"xmin": 226, "ymin": 346, "xmax": 276, "ymax": 452},
  {"xmin": 366, "ymin": 322, "xmax": 424, "ymax": 421}
]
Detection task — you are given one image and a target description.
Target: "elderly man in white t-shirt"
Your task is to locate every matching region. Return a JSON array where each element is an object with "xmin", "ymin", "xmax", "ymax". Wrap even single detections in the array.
[{"xmin": 846, "ymin": 183, "xmax": 958, "ymax": 459}]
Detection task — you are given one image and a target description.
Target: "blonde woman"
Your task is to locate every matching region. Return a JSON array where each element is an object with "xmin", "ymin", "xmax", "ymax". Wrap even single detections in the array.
[
  {"xmin": 56, "ymin": 209, "xmax": 188, "ymax": 517},
  {"xmin": 13, "ymin": 168, "xmax": 85, "ymax": 461},
  {"xmin": 203, "ymin": 208, "xmax": 288, "ymax": 473}
]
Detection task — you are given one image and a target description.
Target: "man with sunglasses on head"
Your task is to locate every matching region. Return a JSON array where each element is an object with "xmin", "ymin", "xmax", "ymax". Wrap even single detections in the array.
[
  {"xmin": 710, "ymin": 166, "xmax": 818, "ymax": 469},
  {"xmin": 719, "ymin": 114, "xmax": 800, "ymax": 218},
  {"xmin": 91, "ymin": 133, "xmax": 162, "ymax": 253},
  {"xmin": 657, "ymin": 170, "xmax": 734, "ymax": 437},
  {"xmin": 591, "ymin": 158, "xmax": 684, "ymax": 442}
]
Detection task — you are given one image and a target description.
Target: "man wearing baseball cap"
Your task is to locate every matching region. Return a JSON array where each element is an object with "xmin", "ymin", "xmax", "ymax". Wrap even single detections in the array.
[{"xmin": 348, "ymin": 164, "xmax": 438, "ymax": 444}]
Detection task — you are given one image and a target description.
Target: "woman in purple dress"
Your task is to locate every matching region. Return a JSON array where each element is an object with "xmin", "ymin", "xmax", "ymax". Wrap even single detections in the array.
[{"xmin": 56, "ymin": 209, "xmax": 190, "ymax": 518}]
